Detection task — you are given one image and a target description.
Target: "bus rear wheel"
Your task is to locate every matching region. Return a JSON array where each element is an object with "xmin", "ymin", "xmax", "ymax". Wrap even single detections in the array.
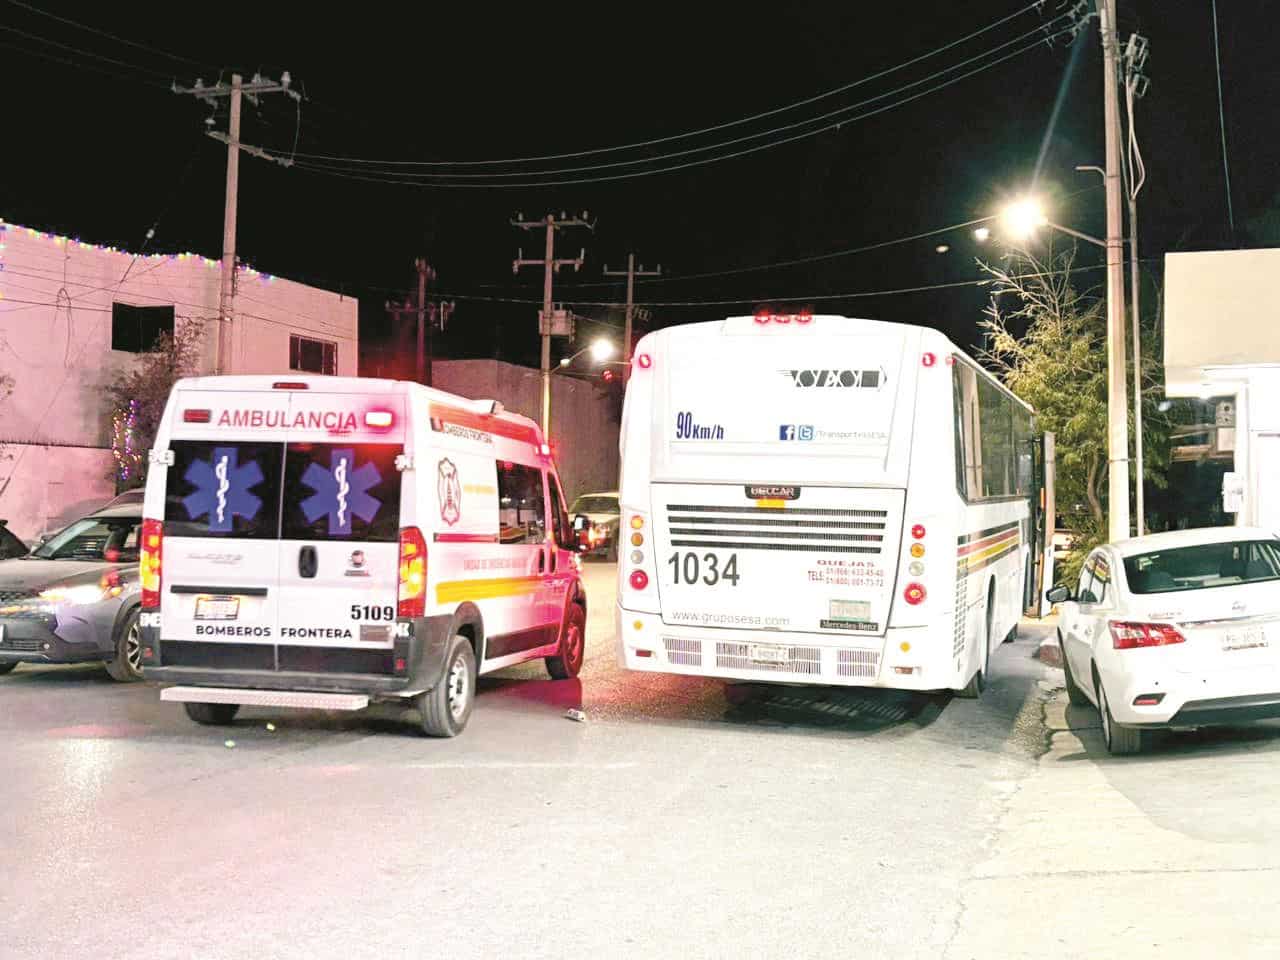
[{"xmin": 957, "ymin": 588, "xmax": 994, "ymax": 699}]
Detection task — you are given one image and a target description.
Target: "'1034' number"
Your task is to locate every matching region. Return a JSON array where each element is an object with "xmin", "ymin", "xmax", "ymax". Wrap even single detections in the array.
[{"xmin": 668, "ymin": 552, "xmax": 740, "ymax": 586}]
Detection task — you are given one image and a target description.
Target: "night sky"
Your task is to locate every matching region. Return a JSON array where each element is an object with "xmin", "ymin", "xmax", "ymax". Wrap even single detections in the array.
[{"xmin": 3, "ymin": 0, "xmax": 1275, "ymax": 375}]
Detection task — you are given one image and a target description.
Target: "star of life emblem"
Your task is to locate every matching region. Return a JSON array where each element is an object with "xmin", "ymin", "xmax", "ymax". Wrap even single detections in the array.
[{"xmin": 438, "ymin": 458, "xmax": 461, "ymax": 526}]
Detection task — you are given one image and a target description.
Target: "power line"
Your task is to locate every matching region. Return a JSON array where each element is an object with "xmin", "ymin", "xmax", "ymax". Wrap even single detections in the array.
[
  {"xmin": 558, "ymin": 216, "xmax": 997, "ymax": 289},
  {"xmin": 0, "ymin": 38, "xmax": 167, "ymax": 87},
  {"xmin": 426, "ymin": 261, "xmax": 1122, "ymax": 309},
  {"xmin": 297, "ymin": 15, "xmax": 1076, "ymax": 183},
  {"xmin": 0, "ymin": 23, "xmax": 177, "ymax": 80},
  {"xmin": 280, "ymin": 1, "xmax": 1049, "ymax": 168},
  {"xmin": 292, "ymin": 25, "xmax": 1077, "ymax": 191},
  {"xmin": 1210, "ymin": 0, "xmax": 1235, "ymax": 237},
  {"xmin": 3, "ymin": 0, "xmax": 215, "ymax": 69}
]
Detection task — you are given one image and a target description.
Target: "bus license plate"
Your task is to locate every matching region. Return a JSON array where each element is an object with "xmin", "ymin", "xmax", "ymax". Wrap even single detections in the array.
[
  {"xmin": 831, "ymin": 600, "xmax": 871, "ymax": 622},
  {"xmin": 194, "ymin": 596, "xmax": 240, "ymax": 621},
  {"xmin": 749, "ymin": 644, "xmax": 788, "ymax": 664}
]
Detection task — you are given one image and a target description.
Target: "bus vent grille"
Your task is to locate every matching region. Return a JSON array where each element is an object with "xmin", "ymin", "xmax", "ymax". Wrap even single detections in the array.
[
  {"xmin": 953, "ymin": 572, "xmax": 968, "ymax": 658},
  {"xmin": 836, "ymin": 648, "xmax": 880, "ymax": 679},
  {"xmin": 664, "ymin": 506, "xmax": 887, "ymax": 555},
  {"xmin": 715, "ymin": 642, "xmax": 822, "ymax": 675},
  {"xmin": 663, "ymin": 636, "xmax": 703, "ymax": 667}
]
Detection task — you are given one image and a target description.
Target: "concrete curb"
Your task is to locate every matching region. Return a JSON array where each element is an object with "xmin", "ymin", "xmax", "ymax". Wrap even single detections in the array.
[{"xmin": 1037, "ymin": 633, "xmax": 1063, "ymax": 668}]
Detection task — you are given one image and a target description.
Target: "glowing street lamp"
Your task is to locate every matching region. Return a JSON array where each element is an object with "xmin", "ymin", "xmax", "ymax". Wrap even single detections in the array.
[{"xmin": 998, "ymin": 196, "xmax": 1104, "ymax": 249}]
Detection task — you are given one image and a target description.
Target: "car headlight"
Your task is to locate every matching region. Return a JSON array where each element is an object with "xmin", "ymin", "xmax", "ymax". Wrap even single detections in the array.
[{"xmin": 38, "ymin": 583, "xmax": 111, "ymax": 606}]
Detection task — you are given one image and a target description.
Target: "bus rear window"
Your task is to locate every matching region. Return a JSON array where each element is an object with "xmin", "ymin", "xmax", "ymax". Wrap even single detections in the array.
[{"xmin": 164, "ymin": 441, "xmax": 284, "ymax": 539}]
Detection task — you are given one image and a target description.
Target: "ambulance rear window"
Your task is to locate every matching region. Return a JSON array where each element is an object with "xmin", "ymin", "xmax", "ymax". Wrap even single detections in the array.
[
  {"xmin": 281, "ymin": 443, "xmax": 403, "ymax": 542},
  {"xmin": 163, "ymin": 441, "xmax": 284, "ymax": 539}
]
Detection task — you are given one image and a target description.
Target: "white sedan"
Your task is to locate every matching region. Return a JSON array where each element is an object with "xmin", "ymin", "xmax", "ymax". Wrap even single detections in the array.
[{"xmin": 1049, "ymin": 526, "xmax": 1280, "ymax": 755}]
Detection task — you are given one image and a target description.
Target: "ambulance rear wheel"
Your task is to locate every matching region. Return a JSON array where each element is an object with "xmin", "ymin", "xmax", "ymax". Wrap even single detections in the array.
[
  {"xmin": 546, "ymin": 604, "xmax": 586, "ymax": 680},
  {"xmin": 418, "ymin": 635, "xmax": 476, "ymax": 738},
  {"xmin": 184, "ymin": 702, "xmax": 240, "ymax": 725}
]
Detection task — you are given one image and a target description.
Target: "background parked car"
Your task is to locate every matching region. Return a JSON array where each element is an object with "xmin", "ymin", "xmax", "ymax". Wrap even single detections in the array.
[
  {"xmin": 570, "ymin": 491, "xmax": 621, "ymax": 561},
  {"xmin": 0, "ymin": 504, "xmax": 144, "ymax": 681},
  {"xmin": 0, "ymin": 519, "xmax": 26, "ymax": 560}
]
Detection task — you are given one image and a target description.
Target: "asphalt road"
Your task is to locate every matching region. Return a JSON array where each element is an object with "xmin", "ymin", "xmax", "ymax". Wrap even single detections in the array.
[{"xmin": 3, "ymin": 562, "xmax": 1277, "ymax": 958}]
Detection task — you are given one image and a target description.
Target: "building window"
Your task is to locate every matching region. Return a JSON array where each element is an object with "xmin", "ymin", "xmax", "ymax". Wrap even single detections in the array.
[
  {"xmin": 111, "ymin": 303, "xmax": 175, "ymax": 353},
  {"xmin": 290, "ymin": 334, "xmax": 337, "ymax": 375}
]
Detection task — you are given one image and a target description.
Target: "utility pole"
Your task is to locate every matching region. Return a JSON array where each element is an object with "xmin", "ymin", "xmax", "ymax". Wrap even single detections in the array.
[
  {"xmin": 604, "ymin": 253, "xmax": 662, "ymax": 378},
  {"xmin": 1097, "ymin": 0, "xmax": 1131, "ymax": 542},
  {"xmin": 173, "ymin": 71, "xmax": 299, "ymax": 375},
  {"xmin": 385, "ymin": 260, "xmax": 436, "ymax": 385},
  {"xmin": 1124, "ymin": 33, "xmax": 1151, "ymax": 535},
  {"xmin": 512, "ymin": 212, "xmax": 594, "ymax": 435}
]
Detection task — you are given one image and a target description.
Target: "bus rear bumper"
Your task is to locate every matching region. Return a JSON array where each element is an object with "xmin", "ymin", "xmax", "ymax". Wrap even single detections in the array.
[{"xmin": 617, "ymin": 606, "xmax": 955, "ymax": 691}]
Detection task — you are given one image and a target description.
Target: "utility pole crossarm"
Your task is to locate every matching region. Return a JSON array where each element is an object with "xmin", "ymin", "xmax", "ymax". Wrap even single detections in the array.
[{"xmin": 204, "ymin": 131, "xmax": 295, "ymax": 167}]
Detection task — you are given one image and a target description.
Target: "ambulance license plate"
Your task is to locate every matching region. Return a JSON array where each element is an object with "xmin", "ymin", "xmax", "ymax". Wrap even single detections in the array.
[
  {"xmin": 749, "ymin": 644, "xmax": 788, "ymax": 664},
  {"xmin": 194, "ymin": 596, "xmax": 240, "ymax": 621}
]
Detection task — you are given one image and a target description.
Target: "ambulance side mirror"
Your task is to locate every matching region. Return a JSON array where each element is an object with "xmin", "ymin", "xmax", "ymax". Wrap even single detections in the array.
[
  {"xmin": 573, "ymin": 514, "xmax": 589, "ymax": 532},
  {"xmin": 1046, "ymin": 586, "xmax": 1071, "ymax": 605}
]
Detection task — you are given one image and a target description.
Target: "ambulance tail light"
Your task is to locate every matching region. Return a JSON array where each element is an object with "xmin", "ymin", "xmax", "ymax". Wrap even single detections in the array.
[
  {"xmin": 272, "ymin": 381, "xmax": 309, "ymax": 390},
  {"xmin": 398, "ymin": 526, "xmax": 428, "ymax": 618},
  {"xmin": 635, "ymin": 353, "xmax": 652, "ymax": 370},
  {"xmin": 140, "ymin": 519, "xmax": 163, "ymax": 610},
  {"xmin": 182, "ymin": 409, "xmax": 211, "ymax": 424}
]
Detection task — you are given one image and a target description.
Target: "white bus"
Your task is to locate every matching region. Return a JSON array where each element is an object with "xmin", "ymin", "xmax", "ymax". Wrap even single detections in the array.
[{"xmin": 615, "ymin": 313, "xmax": 1051, "ymax": 697}]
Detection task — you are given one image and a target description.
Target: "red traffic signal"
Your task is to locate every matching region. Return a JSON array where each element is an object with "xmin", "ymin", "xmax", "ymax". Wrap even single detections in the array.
[{"xmin": 602, "ymin": 369, "xmax": 615, "ymax": 383}]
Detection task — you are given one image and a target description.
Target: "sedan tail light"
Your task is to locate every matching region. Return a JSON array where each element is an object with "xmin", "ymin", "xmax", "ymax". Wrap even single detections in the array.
[{"xmin": 1109, "ymin": 621, "xmax": 1187, "ymax": 650}]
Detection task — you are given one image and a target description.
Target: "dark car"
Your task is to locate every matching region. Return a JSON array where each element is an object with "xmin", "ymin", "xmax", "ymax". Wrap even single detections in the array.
[
  {"xmin": 0, "ymin": 505, "xmax": 144, "ymax": 681},
  {"xmin": 0, "ymin": 520, "xmax": 26, "ymax": 560}
]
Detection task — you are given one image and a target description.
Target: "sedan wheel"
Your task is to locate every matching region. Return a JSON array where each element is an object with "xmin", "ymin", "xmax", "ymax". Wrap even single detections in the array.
[
  {"xmin": 1097, "ymin": 677, "xmax": 1149, "ymax": 756},
  {"xmin": 105, "ymin": 608, "xmax": 144, "ymax": 683}
]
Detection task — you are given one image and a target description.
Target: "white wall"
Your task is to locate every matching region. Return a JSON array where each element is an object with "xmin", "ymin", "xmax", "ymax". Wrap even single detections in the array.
[
  {"xmin": 0, "ymin": 219, "xmax": 358, "ymax": 540},
  {"xmin": 1164, "ymin": 249, "xmax": 1280, "ymax": 394},
  {"xmin": 431, "ymin": 359, "xmax": 620, "ymax": 501}
]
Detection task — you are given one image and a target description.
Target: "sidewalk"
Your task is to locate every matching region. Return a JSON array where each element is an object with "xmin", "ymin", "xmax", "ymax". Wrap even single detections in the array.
[{"xmin": 945, "ymin": 688, "xmax": 1280, "ymax": 959}]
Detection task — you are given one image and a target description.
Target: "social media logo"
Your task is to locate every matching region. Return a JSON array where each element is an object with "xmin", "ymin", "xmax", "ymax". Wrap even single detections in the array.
[{"xmin": 779, "ymin": 425, "xmax": 814, "ymax": 441}]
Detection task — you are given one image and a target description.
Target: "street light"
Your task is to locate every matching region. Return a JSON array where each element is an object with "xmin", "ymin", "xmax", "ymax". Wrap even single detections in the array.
[
  {"xmin": 999, "ymin": 196, "xmax": 1104, "ymax": 249},
  {"xmin": 558, "ymin": 337, "xmax": 615, "ymax": 370}
]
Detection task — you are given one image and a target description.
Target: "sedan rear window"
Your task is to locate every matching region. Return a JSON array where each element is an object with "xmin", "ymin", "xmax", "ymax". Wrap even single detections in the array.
[{"xmin": 1124, "ymin": 540, "xmax": 1280, "ymax": 594}]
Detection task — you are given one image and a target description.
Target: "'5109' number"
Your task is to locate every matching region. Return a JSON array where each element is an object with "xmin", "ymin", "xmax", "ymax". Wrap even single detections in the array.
[{"xmin": 668, "ymin": 552, "xmax": 740, "ymax": 587}]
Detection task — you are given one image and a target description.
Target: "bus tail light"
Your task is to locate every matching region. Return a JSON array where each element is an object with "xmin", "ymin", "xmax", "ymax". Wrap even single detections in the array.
[
  {"xmin": 903, "ymin": 583, "xmax": 927, "ymax": 605},
  {"xmin": 398, "ymin": 527, "xmax": 428, "ymax": 618},
  {"xmin": 1109, "ymin": 621, "xmax": 1186, "ymax": 650},
  {"xmin": 140, "ymin": 519, "xmax": 163, "ymax": 609}
]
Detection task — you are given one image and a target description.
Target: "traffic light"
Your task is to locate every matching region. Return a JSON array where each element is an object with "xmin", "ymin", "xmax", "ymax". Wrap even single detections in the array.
[{"xmin": 602, "ymin": 368, "xmax": 615, "ymax": 383}]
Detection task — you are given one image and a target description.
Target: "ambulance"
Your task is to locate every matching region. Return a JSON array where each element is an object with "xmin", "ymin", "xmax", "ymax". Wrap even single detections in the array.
[{"xmin": 137, "ymin": 376, "xmax": 587, "ymax": 737}]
